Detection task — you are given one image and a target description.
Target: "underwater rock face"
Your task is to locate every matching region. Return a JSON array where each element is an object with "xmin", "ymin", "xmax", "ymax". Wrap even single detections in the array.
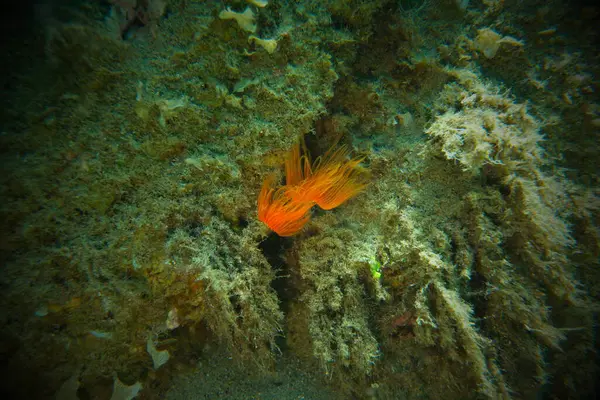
[{"xmin": 0, "ymin": 0, "xmax": 598, "ymax": 399}]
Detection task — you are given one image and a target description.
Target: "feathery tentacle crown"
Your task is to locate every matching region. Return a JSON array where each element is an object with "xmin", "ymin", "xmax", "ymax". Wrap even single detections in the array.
[{"xmin": 258, "ymin": 140, "xmax": 368, "ymax": 236}]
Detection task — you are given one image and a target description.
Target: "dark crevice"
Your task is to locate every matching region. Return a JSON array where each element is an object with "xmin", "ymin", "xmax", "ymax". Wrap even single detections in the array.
[{"xmin": 259, "ymin": 234, "xmax": 297, "ymax": 315}]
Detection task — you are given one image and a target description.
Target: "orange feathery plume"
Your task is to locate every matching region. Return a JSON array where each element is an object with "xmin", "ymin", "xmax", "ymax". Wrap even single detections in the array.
[
  {"xmin": 257, "ymin": 175, "xmax": 314, "ymax": 236},
  {"xmin": 258, "ymin": 140, "xmax": 368, "ymax": 236},
  {"xmin": 287, "ymin": 143, "xmax": 368, "ymax": 210}
]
